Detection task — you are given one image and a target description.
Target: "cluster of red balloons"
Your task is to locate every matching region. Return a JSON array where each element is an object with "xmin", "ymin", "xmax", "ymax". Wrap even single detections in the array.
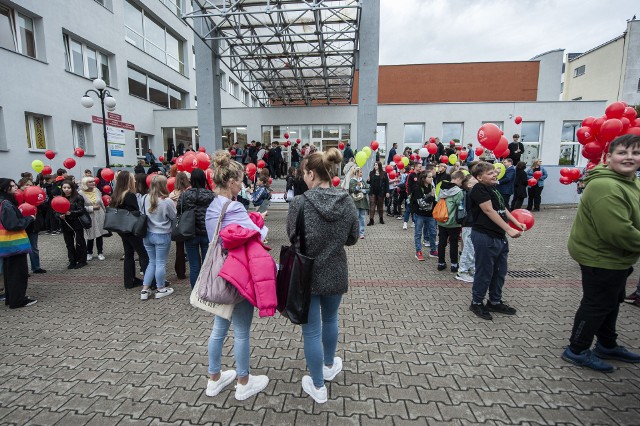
[
  {"xmin": 15, "ymin": 186, "xmax": 46, "ymax": 217},
  {"xmin": 173, "ymin": 152, "xmax": 211, "ymax": 173},
  {"xmin": 476, "ymin": 123, "xmax": 510, "ymax": 158},
  {"xmin": 559, "ymin": 167, "xmax": 582, "ymax": 185},
  {"xmin": 509, "ymin": 209, "xmax": 535, "ymax": 231}
]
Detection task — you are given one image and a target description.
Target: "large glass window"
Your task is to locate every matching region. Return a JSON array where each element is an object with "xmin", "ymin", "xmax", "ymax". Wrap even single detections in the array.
[
  {"xmin": 442, "ymin": 122, "xmax": 463, "ymax": 143},
  {"xmin": 25, "ymin": 113, "xmax": 47, "ymax": 150},
  {"xmin": 124, "ymin": 0, "xmax": 185, "ymax": 74},
  {"xmin": 559, "ymin": 121, "xmax": 581, "ymax": 166},
  {"xmin": 159, "ymin": 0, "xmax": 182, "ymax": 16},
  {"xmin": 219, "ymin": 71, "xmax": 226, "ymax": 90},
  {"xmin": 403, "ymin": 123, "xmax": 424, "ymax": 149},
  {"xmin": 64, "ymin": 35, "xmax": 110, "ymax": 84},
  {"xmin": 127, "ymin": 67, "xmax": 184, "ymax": 109},
  {"xmin": 135, "ymin": 132, "xmax": 149, "ymax": 157},
  {"xmin": 0, "ymin": 6, "xmax": 36, "ymax": 58},
  {"xmin": 521, "ymin": 121, "xmax": 543, "ymax": 165},
  {"xmin": 127, "ymin": 67, "xmax": 147, "ymax": 99},
  {"xmin": 148, "ymin": 77, "xmax": 169, "ymax": 107},
  {"xmin": 17, "ymin": 13, "xmax": 35, "ymax": 57},
  {"xmin": 72, "ymin": 121, "xmax": 88, "ymax": 151}
]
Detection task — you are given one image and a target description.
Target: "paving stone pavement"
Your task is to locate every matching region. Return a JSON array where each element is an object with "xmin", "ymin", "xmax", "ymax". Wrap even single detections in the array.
[{"xmin": 1, "ymin": 206, "xmax": 639, "ymax": 426}]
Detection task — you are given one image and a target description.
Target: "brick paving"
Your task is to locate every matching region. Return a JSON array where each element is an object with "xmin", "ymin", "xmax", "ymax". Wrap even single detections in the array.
[{"xmin": 1, "ymin": 206, "xmax": 639, "ymax": 425}]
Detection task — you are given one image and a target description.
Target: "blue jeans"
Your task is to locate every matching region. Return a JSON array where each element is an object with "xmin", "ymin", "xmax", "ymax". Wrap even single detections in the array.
[
  {"xmin": 357, "ymin": 208, "xmax": 366, "ymax": 236},
  {"xmin": 414, "ymin": 215, "xmax": 436, "ymax": 252},
  {"xmin": 301, "ymin": 294, "xmax": 342, "ymax": 388},
  {"xmin": 459, "ymin": 227, "xmax": 474, "ymax": 273},
  {"xmin": 208, "ymin": 299, "xmax": 254, "ymax": 377},
  {"xmin": 185, "ymin": 234, "xmax": 209, "ymax": 289},
  {"xmin": 471, "ymin": 230, "xmax": 509, "ymax": 304},
  {"xmin": 28, "ymin": 232, "xmax": 40, "ymax": 272},
  {"xmin": 142, "ymin": 232, "xmax": 171, "ymax": 288},
  {"xmin": 403, "ymin": 200, "xmax": 415, "ymax": 223}
]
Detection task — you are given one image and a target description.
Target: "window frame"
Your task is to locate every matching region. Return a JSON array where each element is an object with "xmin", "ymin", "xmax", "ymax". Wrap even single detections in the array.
[
  {"xmin": 64, "ymin": 34, "xmax": 111, "ymax": 84},
  {"xmin": 219, "ymin": 71, "xmax": 226, "ymax": 90},
  {"xmin": 442, "ymin": 122, "xmax": 464, "ymax": 144},
  {"xmin": 0, "ymin": 5, "xmax": 36, "ymax": 58},
  {"xmin": 559, "ymin": 121, "xmax": 582, "ymax": 166},
  {"xmin": 573, "ymin": 65, "xmax": 585, "ymax": 77},
  {"xmin": 135, "ymin": 132, "xmax": 149, "ymax": 158},
  {"xmin": 25, "ymin": 113, "xmax": 48, "ymax": 151},
  {"xmin": 127, "ymin": 66, "xmax": 184, "ymax": 109},
  {"xmin": 72, "ymin": 121, "xmax": 89, "ymax": 152}
]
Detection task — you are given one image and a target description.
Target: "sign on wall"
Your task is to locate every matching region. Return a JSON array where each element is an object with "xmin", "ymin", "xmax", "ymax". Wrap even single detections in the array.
[{"xmin": 107, "ymin": 126, "xmax": 126, "ymax": 157}]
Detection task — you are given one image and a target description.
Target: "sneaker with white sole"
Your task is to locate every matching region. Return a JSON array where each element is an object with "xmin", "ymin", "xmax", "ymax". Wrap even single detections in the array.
[
  {"xmin": 97, "ymin": 254, "xmax": 105, "ymax": 261},
  {"xmin": 302, "ymin": 375, "xmax": 328, "ymax": 403},
  {"xmin": 234, "ymin": 374, "xmax": 269, "ymax": 400},
  {"xmin": 154, "ymin": 287, "xmax": 174, "ymax": 299},
  {"xmin": 206, "ymin": 370, "xmax": 236, "ymax": 397},
  {"xmin": 323, "ymin": 357, "xmax": 343, "ymax": 381},
  {"xmin": 140, "ymin": 290, "xmax": 151, "ymax": 300},
  {"xmin": 87, "ymin": 254, "xmax": 93, "ymax": 261},
  {"xmin": 455, "ymin": 272, "xmax": 474, "ymax": 283},
  {"xmin": 402, "ymin": 222, "xmax": 408, "ymax": 230}
]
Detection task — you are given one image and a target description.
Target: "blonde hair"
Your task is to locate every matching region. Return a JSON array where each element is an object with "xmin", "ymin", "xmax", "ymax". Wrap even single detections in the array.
[
  {"xmin": 148, "ymin": 175, "xmax": 169, "ymax": 213},
  {"xmin": 80, "ymin": 176, "xmax": 94, "ymax": 192},
  {"xmin": 112, "ymin": 171, "xmax": 136, "ymax": 208},
  {"xmin": 301, "ymin": 147, "xmax": 342, "ymax": 182},
  {"xmin": 174, "ymin": 172, "xmax": 190, "ymax": 192},
  {"xmin": 212, "ymin": 150, "xmax": 244, "ymax": 188}
]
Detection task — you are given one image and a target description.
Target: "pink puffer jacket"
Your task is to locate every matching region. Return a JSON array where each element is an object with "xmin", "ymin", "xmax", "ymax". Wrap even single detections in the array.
[{"xmin": 218, "ymin": 214, "xmax": 277, "ymax": 317}]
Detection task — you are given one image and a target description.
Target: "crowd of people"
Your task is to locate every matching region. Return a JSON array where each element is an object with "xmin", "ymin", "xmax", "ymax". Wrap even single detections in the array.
[{"xmin": 0, "ymin": 134, "xmax": 638, "ymax": 404}]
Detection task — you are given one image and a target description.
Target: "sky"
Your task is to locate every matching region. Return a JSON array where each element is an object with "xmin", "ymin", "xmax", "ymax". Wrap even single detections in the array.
[{"xmin": 378, "ymin": 0, "xmax": 638, "ymax": 64}]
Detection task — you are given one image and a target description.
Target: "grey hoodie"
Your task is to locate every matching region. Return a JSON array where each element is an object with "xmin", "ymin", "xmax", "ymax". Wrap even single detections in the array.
[{"xmin": 287, "ymin": 187, "xmax": 359, "ymax": 295}]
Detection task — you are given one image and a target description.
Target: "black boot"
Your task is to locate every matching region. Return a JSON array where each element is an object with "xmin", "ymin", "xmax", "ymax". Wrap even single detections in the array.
[
  {"xmin": 367, "ymin": 219, "xmax": 374, "ymax": 226},
  {"xmin": 379, "ymin": 217, "xmax": 385, "ymax": 225}
]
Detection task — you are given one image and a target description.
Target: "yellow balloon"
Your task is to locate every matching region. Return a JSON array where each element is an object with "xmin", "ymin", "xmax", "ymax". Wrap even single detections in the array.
[
  {"xmin": 448, "ymin": 154, "xmax": 458, "ymax": 165},
  {"xmin": 401, "ymin": 157, "xmax": 409, "ymax": 166},
  {"xmin": 355, "ymin": 151, "xmax": 367, "ymax": 168},
  {"xmin": 494, "ymin": 162, "xmax": 505, "ymax": 180},
  {"xmin": 435, "ymin": 181, "xmax": 442, "ymax": 198},
  {"xmin": 462, "ymin": 169, "xmax": 469, "ymax": 176},
  {"xmin": 362, "ymin": 146, "xmax": 372, "ymax": 158},
  {"xmin": 32, "ymin": 159, "xmax": 44, "ymax": 173}
]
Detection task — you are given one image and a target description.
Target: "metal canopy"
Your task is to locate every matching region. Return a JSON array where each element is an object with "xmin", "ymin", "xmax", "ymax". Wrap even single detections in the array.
[{"xmin": 183, "ymin": 0, "xmax": 361, "ymax": 106}]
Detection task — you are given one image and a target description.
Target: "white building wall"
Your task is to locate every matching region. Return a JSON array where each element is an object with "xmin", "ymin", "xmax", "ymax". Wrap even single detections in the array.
[
  {"xmin": 531, "ymin": 49, "xmax": 564, "ymax": 102},
  {"xmin": 620, "ymin": 19, "xmax": 640, "ymax": 106}
]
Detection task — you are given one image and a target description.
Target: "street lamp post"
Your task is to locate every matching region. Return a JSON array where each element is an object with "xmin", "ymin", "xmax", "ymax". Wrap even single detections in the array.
[{"xmin": 81, "ymin": 78, "xmax": 116, "ymax": 167}]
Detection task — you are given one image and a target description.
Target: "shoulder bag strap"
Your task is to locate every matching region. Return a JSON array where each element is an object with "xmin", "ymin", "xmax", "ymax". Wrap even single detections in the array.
[
  {"xmin": 142, "ymin": 194, "xmax": 147, "ymax": 215},
  {"xmin": 212, "ymin": 199, "xmax": 233, "ymax": 242},
  {"xmin": 295, "ymin": 195, "xmax": 307, "ymax": 255}
]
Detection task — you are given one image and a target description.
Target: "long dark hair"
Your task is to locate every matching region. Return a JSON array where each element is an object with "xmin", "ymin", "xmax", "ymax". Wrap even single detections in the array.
[
  {"xmin": 0, "ymin": 178, "xmax": 17, "ymax": 205},
  {"xmin": 190, "ymin": 168, "xmax": 209, "ymax": 190},
  {"xmin": 135, "ymin": 173, "xmax": 148, "ymax": 195},
  {"xmin": 61, "ymin": 179, "xmax": 78, "ymax": 199}
]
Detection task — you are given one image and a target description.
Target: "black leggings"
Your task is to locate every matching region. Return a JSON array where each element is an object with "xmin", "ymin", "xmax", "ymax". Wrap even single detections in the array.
[
  {"xmin": 62, "ymin": 228, "xmax": 87, "ymax": 265},
  {"xmin": 4, "ymin": 254, "xmax": 29, "ymax": 308},
  {"xmin": 87, "ymin": 236, "xmax": 104, "ymax": 254}
]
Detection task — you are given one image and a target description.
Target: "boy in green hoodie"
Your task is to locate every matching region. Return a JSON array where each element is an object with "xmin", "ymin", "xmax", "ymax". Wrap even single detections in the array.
[{"xmin": 563, "ymin": 135, "xmax": 640, "ymax": 372}]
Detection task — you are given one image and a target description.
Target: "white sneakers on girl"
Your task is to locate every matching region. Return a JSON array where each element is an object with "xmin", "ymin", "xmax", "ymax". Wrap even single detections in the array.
[
  {"xmin": 302, "ymin": 375, "xmax": 328, "ymax": 403},
  {"xmin": 234, "ymin": 374, "xmax": 269, "ymax": 400},
  {"xmin": 206, "ymin": 370, "xmax": 236, "ymax": 397},
  {"xmin": 154, "ymin": 288, "xmax": 174, "ymax": 299},
  {"xmin": 323, "ymin": 357, "xmax": 343, "ymax": 381},
  {"xmin": 140, "ymin": 290, "xmax": 151, "ymax": 300}
]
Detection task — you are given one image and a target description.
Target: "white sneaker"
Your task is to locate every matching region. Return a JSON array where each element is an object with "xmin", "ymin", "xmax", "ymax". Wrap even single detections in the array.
[
  {"xmin": 323, "ymin": 357, "xmax": 343, "ymax": 381},
  {"xmin": 234, "ymin": 374, "xmax": 269, "ymax": 401},
  {"xmin": 411, "ymin": 223, "xmax": 415, "ymax": 228},
  {"xmin": 154, "ymin": 287, "xmax": 174, "ymax": 299},
  {"xmin": 97, "ymin": 254, "xmax": 105, "ymax": 261},
  {"xmin": 455, "ymin": 272, "xmax": 474, "ymax": 283},
  {"xmin": 402, "ymin": 222, "xmax": 408, "ymax": 230},
  {"xmin": 140, "ymin": 290, "xmax": 151, "ymax": 300},
  {"xmin": 206, "ymin": 370, "xmax": 236, "ymax": 397},
  {"xmin": 302, "ymin": 375, "xmax": 328, "ymax": 404},
  {"xmin": 87, "ymin": 254, "xmax": 93, "ymax": 261}
]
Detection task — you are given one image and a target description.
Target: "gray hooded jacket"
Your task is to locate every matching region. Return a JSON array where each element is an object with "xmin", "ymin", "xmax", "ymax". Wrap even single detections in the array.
[{"xmin": 287, "ymin": 187, "xmax": 359, "ymax": 295}]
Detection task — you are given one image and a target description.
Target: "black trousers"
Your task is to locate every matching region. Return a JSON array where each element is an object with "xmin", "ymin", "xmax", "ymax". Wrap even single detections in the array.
[
  {"xmin": 87, "ymin": 236, "xmax": 103, "ymax": 254},
  {"xmin": 62, "ymin": 227, "xmax": 87, "ymax": 265},
  {"xmin": 526, "ymin": 186, "xmax": 543, "ymax": 210},
  {"xmin": 4, "ymin": 254, "xmax": 29, "ymax": 308},
  {"xmin": 395, "ymin": 191, "xmax": 407, "ymax": 215},
  {"xmin": 120, "ymin": 232, "xmax": 149, "ymax": 288},
  {"xmin": 569, "ymin": 265, "xmax": 631, "ymax": 353},
  {"xmin": 46, "ymin": 204, "xmax": 60, "ymax": 232},
  {"xmin": 438, "ymin": 226, "xmax": 461, "ymax": 265},
  {"xmin": 511, "ymin": 195, "xmax": 525, "ymax": 210},
  {"xmin": 175, "ymin": 240, "xmax": 186, "ymax": 279}
]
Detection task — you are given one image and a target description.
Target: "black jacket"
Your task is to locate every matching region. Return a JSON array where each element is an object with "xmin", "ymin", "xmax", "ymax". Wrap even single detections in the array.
[
  {"xmin": 461, "ymin": 190, "xmax": 474, "ymax": 227},
  {"xmin": 367, "ymin": 171, "xmax": 389, "ymax": 197},
  {"xmin": 410, "ymin": 184, "xmax": 435, "ymax": 217},
  {"xmin": 112, "ymin": 192, "xmax": 140, "ymax": 212},
  {"xmin": 434, "ymin": 171, "xmax": 451, "ymax": 186},
  {"xmin": 0, "ymin": 195, "xmax": 33, "ymax": 232},
  {"xmin": 178, "ymin": 188, "xmax": 215, "ymax": 236},
  {"xmin": 513, "ymin": 168, "xmax": 528, "ymax": 198},
  {"xmin": 61, "ymin": 194, "xmax": 85, "ymax": 231},
  {"xmin": 134, "ymin": 165, "xmax": 145, "ymax": 174}
]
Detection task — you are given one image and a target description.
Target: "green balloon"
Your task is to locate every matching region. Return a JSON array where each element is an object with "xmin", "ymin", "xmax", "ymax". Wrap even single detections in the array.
[
  {"xmin": 494, "ymin": 162, "xmax": 505, "ymax": 180},
  {"xmin": 362, "ymin": 146, "xmax": 372, "ymax": 158},
  {"xmin": 355, "ymin": 151, "xmax": 367, "ymax": 167},
  {"xmin": 448, "ymin": 154, "xmax": 458, "ymax": 165}
]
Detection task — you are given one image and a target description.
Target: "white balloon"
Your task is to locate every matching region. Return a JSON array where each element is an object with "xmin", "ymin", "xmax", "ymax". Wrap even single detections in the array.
[{"xmin": 419, "ymin": 148, "xmax": 429, "ymax": 158}]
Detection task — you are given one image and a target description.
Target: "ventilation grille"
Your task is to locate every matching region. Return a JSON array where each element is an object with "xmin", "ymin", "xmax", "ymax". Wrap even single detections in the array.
[{"xmin": 507, "ymin": 269, "xmax": 555, "ymax": 279}]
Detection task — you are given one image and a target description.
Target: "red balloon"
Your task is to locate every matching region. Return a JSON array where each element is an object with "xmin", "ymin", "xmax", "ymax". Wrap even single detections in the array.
[
  {"xmin": 370, "ymin": 140, "xmax": 379, "ymax": 151},
  {"xmin": 101, "ymin": 168, "xmax": 115, "ymax": 182},
  {"xmin": 475, "ymin": 146, "xmax": 485, "ymax": 156},
  {"xmin": 458, "ymin": 151, "xmax": 468, "ymax": 161},
  {"xmin": 559, "ymin": 168, "xmax": 571, "ymax": 177},
  {"xmin": 591, "ymin": 117, "xmax": 606, "ymax": 135},
  {"xmin": 145, "ymin": 174, "xmax": 158, "ymax": 188},
  {"xmin": 582, "ymin": 116, "xmax": 596, "ymax": 128},
  {"xmin": 102, "ymin": 185, "xmax": 112, "ymax": 194},
  {"xmin": 499, "ymin": 149, "xmax": 510, "ymax": 159},
  {"xmin": 514, "ymin": 116, "xmax": 522, "ymax": 125},
  {"xmin": 51, "ymin": 196, "xmax": 70, "ymax": 214},
  {"xmin": 621, "ymin": 117, "xmax": 630, "ymax": 132},
  {"xmin": 559, "ymin": 176, "xmax": 572, "ymax": 185},
  {"xmin": 284, "ymin": 133, "xmax": 290, "ymax": 139},
  {"xmin": 477, "ymin": 123, "xmax": 503, "ymax": 150},
  {"xmin": 385, "ymin": 165, "xmax": 393, "ymax": 173},
  {"xmin": 41, "ymin": 166, "xmax": 52, "ymax": 175},
  {"xmin": 176, "ymin": 156, "xmax": 186, "ymax": 171},
  {"xmin": 527, "ymin": 178, "xmax": 538, "ymax": 187},
  {"xmin": 331, "ymin": 176, "xmax": 340, "ymax": 187},
  {"xmin": 166, "ymin": 177, "xmax": 176, "ymax": 192},
  {"xmin": 268, "ymin": 177, "xmax": 273, "ymax": 186},
  {"xmin": 63, "ymin": 158, "xmax": 76, "ymax": 169},
  {"xmin": 388, "ymin": 170, "xmax": 397, "ymax": 180},
  {"xmin": 586, "ymin": 161, "xmax": 598, "ymax": 171},
  {"xmin": 568, "ymin": 168, "xmax": 581, "ymax": 181},
  {"xmin": 440, "ymin": 155, "xmax": 449, "ymax": 164},
  {"xmin": 183, "ymin": 153, "xmax": 198, "ymax": 173},
  {"xmin": 338, "ymin": 142, "xmax": 345, "ymax": 150},
  {"xmin": 102, "ymin": 195, "xmax": 111, "ymax": 207},
  {"xmin": 24, "ymin": 186, "xmax": 45, "ymax": 206},
  {"xmin": 94, "ymin": 177, "xmax": 100, "ymax": 185},
  {"xmin": 74, "ymin": 148, "xmax": 85, "ymax": 158},
  {"xmin": 45, "ymin": 150, "xmax": 55, "ymax": 160},
  {"xmin": 429, "ymin": 137, "xmax": 436, "ymax": 143},
  {"xmin": 159, "ymin": 155, "xmax": 165, "ymax": 162},
  {"xmin": 623, "ymin": 107, "xmax": 637, "ymax": 122},
  {"xmin": 230, "ymin": 149, "xmax": 236, "ymax": 156},
  {"xmin": 510, "ymin": 209, "xmax": 535, "ymax": 230},
  {"xmin": 296, "ymin": 138, "xmax": 301, "ymax": 144},
  {"xmin": 393, "ymin": 154, "xmax": 402, "ymax": 164},
  {"xmin": 493, "ymin": 136, "xmax": 509, "ymax": 158},
  {"xmin": 18, "ymin": 203, "xmax": 36, "ymax": 217},
  {"xmin": 14, "ymin": 189, "xmax": 24, "ymax": 204},
  {"xmin": 533, "ymin": 171, "xmax": 543, "ymax": 179},
  {"xmin": 397, "ymin": 161, "xmax": 405, "ymax": 170},
  {"xmin": 576, "ymin": 127, "xmax": 595, "ymax": 145},
  {"xmin": 257, "ymin": 160, "xmax": 266, "ymax": 169},
  {"xmin": 196, "ymin": 152, "xmax": 210, "ymax": 169},
  {"xmin": 427, "ymin": 143, "xmax": 438, "ymax": 155},
  {"xmin": 633, "ymin": 118, "xmax": 640, "ymax": 128},
  {"xmin": 172, "ymin": 157, "xmax": 178, "ymax": 164},
  {"xmin": 624, "ymin": 126, "xmax": 640, "ymax": 136},
  {"xmin": 245, "ymin": 163, "xmax": 257, "ymax": 179},
  {"xmin": 582, "ymin": 142, "xmax": 603, "ymax": 160},
  {"xmin": 205, "ymin": 168, "xmax": 215, "ymax": 189},
  {"xmin": 599, "ymin": 119, "xmax": 623, "ymax": 143},
  {"xmin": 605, "ymin": 102, "xmax": 626, "ymax": 120},
  {"xmin": 198, "ymin": 146, "xmax": 206, "ymax": 153}
]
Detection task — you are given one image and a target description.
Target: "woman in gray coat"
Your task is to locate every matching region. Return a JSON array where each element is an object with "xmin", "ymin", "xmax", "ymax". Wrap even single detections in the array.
[
  {"xmin": 79, "ymin": 177, "xmax": 108, "ymax": 261},
  {"xmin": 348, "ymin": 167, "xmax": 369, "ymax": 239},
  {"xmin": 287, "ymin": 147, "xmax": 359, "ymax": 404}
]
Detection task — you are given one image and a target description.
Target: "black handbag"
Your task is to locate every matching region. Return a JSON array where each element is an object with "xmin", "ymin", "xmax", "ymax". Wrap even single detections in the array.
[
  {"xmin": 132, "ymin": 195, "xmax": 148, "ymax": 238},
  {"xmin": 79, "ymin": 211, "xmax": 92, "ymax": 229},
  {"xmin": 276, "ymin": 196, "xmax": 314, "ymax": 324},
  {"xmin": 103, "ymin": 195, "xmax": 147, "ymax": 237},
  {"xmin": 172, "ymin": 190, "xmax": 197, "ymax": 241}
]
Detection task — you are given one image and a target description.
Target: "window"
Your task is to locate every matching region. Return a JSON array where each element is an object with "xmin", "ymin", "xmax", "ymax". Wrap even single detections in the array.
[
  {"xmin": 72, "ymin": 121, "xmax": 88, "ymax": 151},
  {"xmin": 229, "ymin": 79, "xmax": 239, "ymax": 98},
  {"xmin": 0, "ymin": 6, "xmax": 36, "ymax": 58},
  {"xmin": 63, "ymin": 35, "xmax": 110, "ymax": 84},
  {"xmin": 403, "ymin": 123, "xmax": 424, "ymax": 149},
  {"xmin": 574, "ymin": 65, "xmax": 585, "ymax": 77},
  {"xmin": 242, "ymin": 89, "xmax": 250, "ymax": 105},
  {"xmin": 25, "ymin": 113, "xmax": 47, "ymax": 150},
  {"xmin": 124, "ymin": 0, "xmax": 185, "ymax": 74},
  {"xmin": 159, "ymin": 0, "xmax": 183, "ymax": 16},
  {"xmin": 637, "ymin": 78, "xmax": 640, "ymax": 92},
  {"xmin": 521, "ymin": 121, "xmax": 543, "ymax": 165},
  {"xmin": 251, "ymin": 96, "xmax": 258, "ymax": 107},
  {"xmin": 559, "ymin": 121, "xmax": 581, "ymax": 166},
  {"xmin": 127, "ymin": 66, "xmax": 184, "ymax": 109},
  {"xmin": 442, "ymin": 122, "xmax": 463, "ymax": 144},
  {"xmin": 135, "ymin": 132, "xmax": 149, "ymax": 157},
  {"xmin": 219, "ymin": 71, "xmax": 226, "ymax": 90}
]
